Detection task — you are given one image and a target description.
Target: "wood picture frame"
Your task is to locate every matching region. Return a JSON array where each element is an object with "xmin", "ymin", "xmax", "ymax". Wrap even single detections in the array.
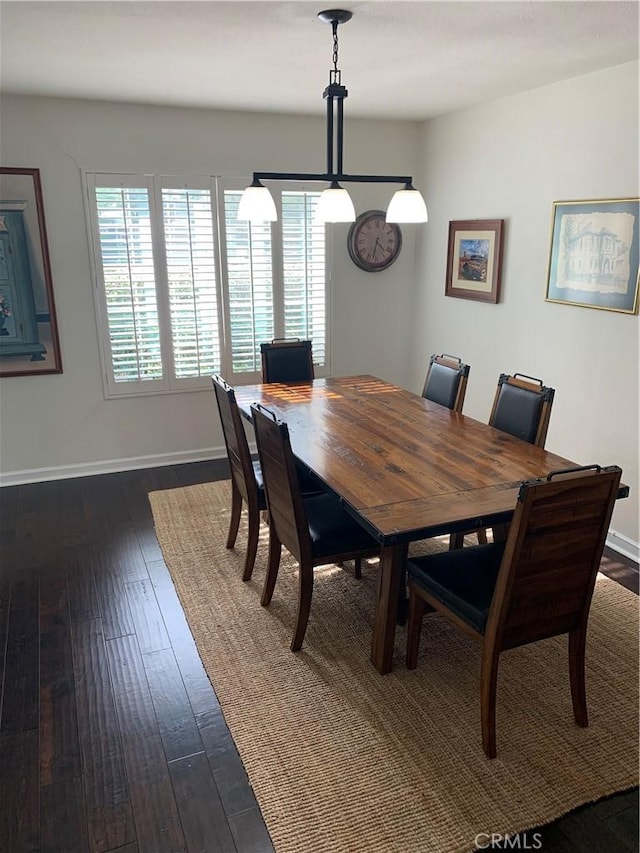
[
  {"xmin": 0, "ymin": 166, "xmax": 62, "ymax": 377},
  {"xmin": 545, "ymin": 198, "xmax": 639, "ymax": 314},
  {"xmin": 445, "ymin": 219, "xmax": 504, "ymax": 303}
]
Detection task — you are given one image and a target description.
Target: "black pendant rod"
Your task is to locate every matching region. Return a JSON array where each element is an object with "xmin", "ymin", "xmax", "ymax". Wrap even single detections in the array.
[
  {"xmin": 336, "ymin": 96, "xmax": 345, "ymax": 174},
  {"xmin": 326, "ymin": 94, "xmax": 334, "ymax": 174},
  {"xmin": 253, "ymin": 172, "xmax": 412, "ymax": 184},
  {"xmin": 322, "ymin": 14, "xmax": 349, "ymax": 176}
]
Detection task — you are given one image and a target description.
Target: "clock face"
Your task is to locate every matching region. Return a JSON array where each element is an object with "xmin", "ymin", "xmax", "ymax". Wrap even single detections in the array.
[{"xmin": 347, "ymin": 210, "xmax": 402, "ymax": 272}]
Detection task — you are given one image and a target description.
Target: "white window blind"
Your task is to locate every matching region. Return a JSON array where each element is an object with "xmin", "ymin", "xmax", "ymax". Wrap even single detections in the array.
[
  {"xmin": 94, "ymin": 184, "xmax": 161, "ymax": 384},
  {"xmin": 162, "ymin": 187, "xmax": 221, "ymax": 378},
  {"xmin": 282, "ymin": 192, "xmax": 326, "ymax": 365},
  {"xmin": 223, "ymin": 191, "xmax": 274, "ymax": 374},
  {"xmin": 85, "ymin": 173, "xmax": 329, "ymax": 398}
]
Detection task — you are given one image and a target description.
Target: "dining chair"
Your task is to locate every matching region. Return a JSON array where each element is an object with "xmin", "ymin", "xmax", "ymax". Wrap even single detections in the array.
[
  {"xmin": 260, "ymin": 338, "xmax": 314, "ymax": 384},
  {"xmin": 421, "ymin": 353, "xmax": 470, "ymax": 413},
  {"xmin": 450, "ymin": 372, "xmax": 556, "ymax": 550},
  {"xmin": 212, "ymin": 374, "xmax": 323, "ymax": 581},
  {"xmin": 251, "ymin": 403, "xmax": 380, "ymax": 652},
  {"xmin": 212, "ymin": 374, "xmax": 268, "ymax": 582},
  {"xmin": 406, "ymin": 463, "xmax": 622, "ymax": 758}
]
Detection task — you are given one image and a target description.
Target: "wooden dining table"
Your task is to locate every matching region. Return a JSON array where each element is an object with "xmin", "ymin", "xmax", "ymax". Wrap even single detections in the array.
[{"xmin": 235, "ymin": 375, "xmax": 628, "ymax": 674}]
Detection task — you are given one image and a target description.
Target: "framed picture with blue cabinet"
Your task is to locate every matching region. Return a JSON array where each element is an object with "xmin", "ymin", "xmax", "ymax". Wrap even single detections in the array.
[{"xmin": 0, "ymin": 167, "xmax": 62, "ymax": 376}]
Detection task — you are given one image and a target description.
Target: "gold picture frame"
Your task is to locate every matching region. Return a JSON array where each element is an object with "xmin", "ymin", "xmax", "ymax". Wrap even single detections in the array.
[{"xmin": 545, "ymin": 198, "xmax": 640, "ymax": 314}]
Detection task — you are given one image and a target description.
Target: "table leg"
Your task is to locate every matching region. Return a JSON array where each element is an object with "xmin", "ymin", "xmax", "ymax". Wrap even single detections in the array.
[{"xmin": 371, "ymin": 543, "xmax": 405, "ymax": 674}]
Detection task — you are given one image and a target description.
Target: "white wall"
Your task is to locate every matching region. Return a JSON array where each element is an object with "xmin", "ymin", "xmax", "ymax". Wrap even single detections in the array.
[
  {"xmin": 1, "ymin": 64, "xmax": 638, "ymax": 549},
  {"xmin": 0, "ymin": 95, "xmax": 420, "ymax": 479},
  {"xmin": 413, "ymin": 61, "xmax": 639, "ymax": 545}
]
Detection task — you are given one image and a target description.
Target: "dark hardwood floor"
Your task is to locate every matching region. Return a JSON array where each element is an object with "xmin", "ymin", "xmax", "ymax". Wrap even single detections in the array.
[{"xmin": 0, "ymin": 461, "xmax": 637, "ymax": 853}]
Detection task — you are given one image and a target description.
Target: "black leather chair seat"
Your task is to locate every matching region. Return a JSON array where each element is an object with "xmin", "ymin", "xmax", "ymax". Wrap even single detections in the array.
[
  {"xmin": 407, "ymin": 542, "xmax": 506, "ymax": 633},
  {"xmin": 251, "ymin": 457, "xmax": 322, "ymax": 507},
  {"xmin": 304, "ymin": 493, "xmax": 379, "ymax": 559},
  {"xmin": 250, "ymin": 458, "xmax": 268, "ymax": 510},
  {"xmin": 295, "ymin": 462, "xmax": 325, "ymax": 496}
]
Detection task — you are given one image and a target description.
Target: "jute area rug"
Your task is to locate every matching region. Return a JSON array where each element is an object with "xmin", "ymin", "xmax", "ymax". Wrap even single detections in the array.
[{"xmin": 149, "ymin": 479, "xmax": 639, "ymax": 853}]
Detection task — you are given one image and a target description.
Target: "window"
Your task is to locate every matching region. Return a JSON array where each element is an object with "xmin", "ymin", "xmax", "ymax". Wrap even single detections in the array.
[{"xmin": 85, "ymin": 174, "xmax": 329, "ymax": 396}]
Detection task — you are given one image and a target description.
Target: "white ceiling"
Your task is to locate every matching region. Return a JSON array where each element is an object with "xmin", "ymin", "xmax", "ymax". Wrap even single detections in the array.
[{"xmin": 1, "ymin": 1, "xmax": 638, "ymax": 121}]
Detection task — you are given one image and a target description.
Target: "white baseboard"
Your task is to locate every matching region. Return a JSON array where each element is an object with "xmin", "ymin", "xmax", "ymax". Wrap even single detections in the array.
[
  {"xmin": 0, "ymin": 446, "xmax": 227, "ymax": 487},
  {"xmin": 606, "ymin": 530, "xmax": 640, "ymax": 565}
]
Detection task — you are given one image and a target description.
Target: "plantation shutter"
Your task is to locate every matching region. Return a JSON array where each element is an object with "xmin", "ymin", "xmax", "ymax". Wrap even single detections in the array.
[
  {"xmin": 93, "ymin": 181, "xmax": 162, "ymax": 385},
  {"xmin": 281, "ymin": 191, "xmax": 326, "ymax": 366},
  {"xmin": 161, "ymin": 186, "xmax": 222, "ymax": 378},
  {"xmin": 222, "ymin": 190, "xmax": 274, "ymax": 373}
]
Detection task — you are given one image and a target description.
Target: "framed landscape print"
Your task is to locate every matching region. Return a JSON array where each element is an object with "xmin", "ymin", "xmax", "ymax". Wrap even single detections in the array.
[
  {"xmin": 0, "ymin": 166, "xmax": 62, "ymax": 377},
  {"xmin": 445, "ymin": 219, "xmax": 504, "ymax": 303},
  {"xmin": 545, "ymin": 198, "xmax": 640, "ymax": 314}
]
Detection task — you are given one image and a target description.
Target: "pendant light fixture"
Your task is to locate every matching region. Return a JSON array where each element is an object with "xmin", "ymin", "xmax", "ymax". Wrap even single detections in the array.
[{"xmin": 237, "ymin": 9, "xmax": 428, "ymax": 224}]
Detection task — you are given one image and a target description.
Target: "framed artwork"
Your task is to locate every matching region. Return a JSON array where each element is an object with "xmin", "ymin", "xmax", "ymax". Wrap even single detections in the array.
[
  {"xmin": 445, "ymin": 219, "xmax": 504, "ymax": 303},
  {"xmin": 0, "ymin": 166, "xmax": 62, "ymax": 377},
  {"xmin": 545, "ymin": 198, "xmax": 639, "ymax": 314}
]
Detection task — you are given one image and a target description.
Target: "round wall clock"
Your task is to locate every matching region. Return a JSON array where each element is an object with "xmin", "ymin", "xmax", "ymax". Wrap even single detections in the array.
[{"xmin": 347, "ymin": 209, "xmax": 402, "ymax": 272}]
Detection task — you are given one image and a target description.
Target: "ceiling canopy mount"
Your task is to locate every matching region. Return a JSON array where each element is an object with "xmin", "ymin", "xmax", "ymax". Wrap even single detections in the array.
[{"xmin": 316, "ymin": 9, "xmax": 353, "ymax": 26}]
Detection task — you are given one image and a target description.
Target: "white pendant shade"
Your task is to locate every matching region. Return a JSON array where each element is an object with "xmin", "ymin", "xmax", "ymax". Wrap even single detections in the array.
[
  {"xmin": 237, "ymin": 184, "xmax": 278, "ymax": 222},
  {"xmin": 315, "ymin": 183, "xmax": 356, "ymax": 223},
  {"xmin": 386, "ymin": 188, "xmax": 429, "ymax": 223}
]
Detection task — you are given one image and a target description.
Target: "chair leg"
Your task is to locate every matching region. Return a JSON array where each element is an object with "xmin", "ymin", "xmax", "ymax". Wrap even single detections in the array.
[
  {"xmin": 337, "ymin": 559, "xmax": 362, "ymax": 577},
  {"xmin": 396, "ymin": 558, "xmax": 408, "ymax": 625},
  {"xmin": 291, "ymin": 560, "xmax": 314, "ymax": 652},
  {"xmin": 261, "ymin": 532, "xmax": 281, "ymax": 606},
  {"xmin": 449, "ymin": 532, "xmax": 465, "ymax": 550},
  {"xmin": 242, "ymin": 506, "xmax": 260, "ymax": 582},
  {"xmin": 405, "ymin": 589, "xmax": 425, "ymax": 669},
  {"xmin": 476, "ymin": 528, "xmax": 488, "ymax": 545},
  {"xmin": 480, "ymin": 644, "xmax": 500, "ymax": 759},
  {"xmin": 569, "ymin": 627, "xmax": 589, "ymax": 727},
  {"xmin": 226, "ymin": 482, "xmax": 242, "ymax": 549}
]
